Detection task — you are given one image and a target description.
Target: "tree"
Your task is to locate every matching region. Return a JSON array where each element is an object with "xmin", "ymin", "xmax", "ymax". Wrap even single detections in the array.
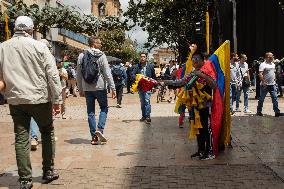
[
  {"xmin": 124, "ymin": 0, "xmax": 209, "ymax": 62},
  {"xmin": 3, "ymin": 1, "xmax": 139, "ymax": 63},
  {"xmin": 5, "ymin": 0, "xmax": 128, "ymax": 37},
  {"xmin": 99, "ymin": 28, "xmax": 139, "ymax": 63}
]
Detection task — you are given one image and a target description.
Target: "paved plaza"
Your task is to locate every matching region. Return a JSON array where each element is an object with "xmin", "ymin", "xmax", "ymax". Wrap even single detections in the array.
[{"xmin": 0, "ymin": 91, "xmax": 284, "ymax": 189}]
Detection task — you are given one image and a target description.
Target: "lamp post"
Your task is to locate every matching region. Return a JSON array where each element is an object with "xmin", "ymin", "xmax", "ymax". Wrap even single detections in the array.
[{"xmin": 229, "ymin": 0, "xmax": 237, "ymax": 53}]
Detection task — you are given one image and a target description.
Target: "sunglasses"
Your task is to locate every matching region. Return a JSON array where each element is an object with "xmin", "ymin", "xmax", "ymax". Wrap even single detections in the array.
[{"xmin": 192, "ymin": 57, "xmax": 201, "ymax": 62}]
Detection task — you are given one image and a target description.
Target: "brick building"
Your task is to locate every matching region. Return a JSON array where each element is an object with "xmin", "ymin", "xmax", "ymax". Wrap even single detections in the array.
[
  {"xmin": 91, "ymin": 0, "xmax": 122, "ymax": 18},
  {"xmin": 153, "ymin": 48, "xmax": 176, "ymax": 66}
]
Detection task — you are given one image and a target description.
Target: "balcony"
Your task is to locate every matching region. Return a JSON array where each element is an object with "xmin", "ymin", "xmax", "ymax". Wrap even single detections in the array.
[{"xmin": 58, "ymin": 28, "xmax": 88, "ymax": 45}]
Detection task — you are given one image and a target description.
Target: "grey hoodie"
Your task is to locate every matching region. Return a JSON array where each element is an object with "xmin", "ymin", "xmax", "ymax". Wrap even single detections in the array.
[{"xmin": 77, "ymin": 48, "xmax": 115, "ymax": 92}]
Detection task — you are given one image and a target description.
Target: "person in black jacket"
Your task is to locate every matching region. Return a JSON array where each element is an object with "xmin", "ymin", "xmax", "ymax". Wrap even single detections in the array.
[
  {"xmin": 126, "ymin": 62, "xmax": 133, "ymax": 93},
  {"xmin": 131, "ymin": 53, "xmax": 156, "ymax": 124}
]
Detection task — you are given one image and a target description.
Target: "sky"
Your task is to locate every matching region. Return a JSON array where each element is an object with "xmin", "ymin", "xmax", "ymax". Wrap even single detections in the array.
[{"xmin": 62, "ymin": 0, "xmax": 149, "ymax": 50}]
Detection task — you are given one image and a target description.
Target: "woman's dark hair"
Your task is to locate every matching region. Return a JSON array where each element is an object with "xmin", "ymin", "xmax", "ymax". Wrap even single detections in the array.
[{"xmin": 192, "ymin": 51, "xmax": 205, "ymax": 61}]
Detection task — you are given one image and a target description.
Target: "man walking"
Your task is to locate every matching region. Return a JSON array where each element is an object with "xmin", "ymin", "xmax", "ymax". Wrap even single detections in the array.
[
  {"xmin": 77, "ymin": 36, "xmax": 116, "ymax": 145},
  {"xmin": 126, "ymin": 62, "xmax": 133, "ymax": 93},
  {"xmin": 132, "ymin": 53, "xmax": 156, "ymax": 124},
  {"xmin": 257, "ymin": 52, "xmax": 284, "ymax": 117},
  {"xmin": 230, "ymin": 53, "xmax": 242, "ymax": 113},
  {"xmin": 237, "ymin": 54, "xmax": 252, "ymax": 113},
  {"xmin": 0, "ymin": 16, "xmax": 62, "ymax": 188},
  {"xmin": 66, "ymin": 63, "xmax": 78, "ymax": 97},
  {"xmin": 112, "ymin": 61, "xmax": 127, "ymax": 108}
]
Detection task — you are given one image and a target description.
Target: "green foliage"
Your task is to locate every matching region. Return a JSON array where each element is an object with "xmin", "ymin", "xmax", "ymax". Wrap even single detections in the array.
[
  {"xmin": 3, "ymin": 0, "xmax": 139, "ymax": 63},
  {"xmin": 124, "ymin": 0, "xmax": 209, "ymax": 62},
  {"xmin": 5, "ymin": 0, "xmax": 128, "ymax": 36},
  {"xmin": 99, "ymin": 28, "xmax": 139, "ymax": 63}
]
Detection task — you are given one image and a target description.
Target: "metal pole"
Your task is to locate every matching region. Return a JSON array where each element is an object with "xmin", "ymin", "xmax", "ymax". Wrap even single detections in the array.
[{"xmin": 232, "ymin": 0, "xmax": 237, "ymax": 53}]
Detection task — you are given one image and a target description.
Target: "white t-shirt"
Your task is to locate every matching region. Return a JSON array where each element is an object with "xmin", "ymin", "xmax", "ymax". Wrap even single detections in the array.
[
  {"xmin": 259, "ymin": 61, "xmax": 276, "ymax": 85},
  {"xmin": 59, "ymin": 68, "xmax": 68, "ymax": 88},
  {"xmin": 239, "ymin": 62, "xmax": 249, "ymax": 77}
]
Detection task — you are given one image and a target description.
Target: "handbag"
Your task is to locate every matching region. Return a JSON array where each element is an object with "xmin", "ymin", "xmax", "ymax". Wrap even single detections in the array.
[{"xmin": 239, "ymin": 65, "xmax": 250, "ymax": 87}]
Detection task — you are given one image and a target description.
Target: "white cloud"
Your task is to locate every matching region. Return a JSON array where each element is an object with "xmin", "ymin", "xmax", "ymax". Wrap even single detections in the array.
[
  {"xmin": 62, "ymin": 0, "xmax": 149, "ymax": 48},
  {"xmin": 62, "ymin": 0, "xmax": 91, "ymax": 14}
]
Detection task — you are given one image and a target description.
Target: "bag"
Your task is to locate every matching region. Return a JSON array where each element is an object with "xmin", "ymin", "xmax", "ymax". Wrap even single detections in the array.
[
  {"xmin": 242, "ymin": 76, "xmax": 250, "ymax": 87},
  {"xmin": 80, "ymin": 51, "xmax": 101, "ymax": 84},
  {"xmin": 239, "ymin": 65, "xmax": 250, "ymax": 88},
  {"xmin": 67, "ymin": 68, "xmax": 74, "ymax": 79},
  {"xmin": 112, "ymin": 66, "xmax": 123, "ymax": 83}
]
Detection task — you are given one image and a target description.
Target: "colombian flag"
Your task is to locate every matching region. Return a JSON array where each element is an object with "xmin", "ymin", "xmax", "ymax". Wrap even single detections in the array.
[{"xmin": 204, "ymin": 40, "xmax": 231, "ymax": 155}]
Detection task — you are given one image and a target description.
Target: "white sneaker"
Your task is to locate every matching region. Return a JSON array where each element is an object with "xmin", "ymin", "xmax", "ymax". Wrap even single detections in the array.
[
  {"xmin": 95, "ymin": 131, "xmax": 107, "ymax": 143},
  {"xmin": 31, "ymin": 138, "xmax": 38, "ymax": 151},
  {"xmin": 244, "ymin": 109, "xmax": 252, "ymax": 113},
  {"xmin": 235, "ymin": 108, "xmax": 241, "ymax": 112}
]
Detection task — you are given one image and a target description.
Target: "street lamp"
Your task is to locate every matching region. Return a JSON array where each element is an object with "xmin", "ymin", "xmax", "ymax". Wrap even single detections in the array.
[{"xmin": 229, "ymin": 0, "xmax": 237, "ymax": 53}]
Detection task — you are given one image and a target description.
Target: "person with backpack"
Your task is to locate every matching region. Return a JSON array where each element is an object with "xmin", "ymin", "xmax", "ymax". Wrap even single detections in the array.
[
  {"xmin": 112, "ymin": 62, "xmax": 127, "ymax": 108},
  {"xmin": 66, "ymin": 63, "xmax": 78, "ymax": 97},
  {"xmin": 77, "ymin": 36, "xmax": 116, "ymax": 145}
]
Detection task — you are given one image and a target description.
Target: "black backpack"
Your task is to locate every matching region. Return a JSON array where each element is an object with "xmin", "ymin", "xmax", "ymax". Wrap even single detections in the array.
[
  {"xmin": 112, "ymin": 66, "xmax": 124, "ymax": 83},
  {"xmin": 81, "ymin": 51, "xmax": 102, "ymax": 84}
]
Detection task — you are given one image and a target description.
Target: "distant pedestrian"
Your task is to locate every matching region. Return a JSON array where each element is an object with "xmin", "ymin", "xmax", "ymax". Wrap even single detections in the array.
[
  {"xmin": 256, "ymin": 52, "xmax": 284, "ymax": 117},
  {"xmin": 237, "ymin": 54, "xmax": 252, "ymax": 113},
  {"xmin": 57, "ymin": 60, "xmax": 68, "ymax": 119},
  {"xmin": 0, "ymin": 16, "xmax": 62, "ymax": 188},
  {"xmin": 275, "ymin": 58, "xmax": 283, "ymax": 97},
  {"xmin": 77, "ymin": 36, "xmax": 116, "ymax": 145},
  {"xmin": 164, "ymin": 60, "xmax": 177, "ymax": 103},
  {"xmin": 66, "ymin": 63, "xmax": 78, "ymax": 97},
  {"xmin": 230, "ymin": 53, "xmax": 242, "ymax": 113},
  {"xmin": 112, "ymin": 61, "xmax": 127, "ymax": 108},
  {"xmin": 125, "ymin": 62, "xmax": 133, "ymax": 93}
]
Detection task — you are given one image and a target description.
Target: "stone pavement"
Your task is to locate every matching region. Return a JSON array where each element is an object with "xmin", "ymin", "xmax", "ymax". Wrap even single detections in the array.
[{"xmin": 0, "ymin": 91, "xmax": 284, "ymax": 188}]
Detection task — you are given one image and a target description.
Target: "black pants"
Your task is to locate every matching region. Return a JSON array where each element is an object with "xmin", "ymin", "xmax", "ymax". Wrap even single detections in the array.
[
  {"xmin": 115, "ymin": 85, "xmax": 124, "ymax": 105},
  {"xmin": 197, "ymin": 108, "xmax": 213, "ymax": 154},
  {"xmin": 127, "ymin": 79, "xmax": 132, "ymax": 93}
]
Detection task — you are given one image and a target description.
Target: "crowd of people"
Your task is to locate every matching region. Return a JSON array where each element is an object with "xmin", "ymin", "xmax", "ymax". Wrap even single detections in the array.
[
  {"xmin": 0, "ymin": 15, "xmax": 284, "ymax": 189},
  {"xmin": 230, "ymin": 52, "xmax": 284, "ymax": 117}
]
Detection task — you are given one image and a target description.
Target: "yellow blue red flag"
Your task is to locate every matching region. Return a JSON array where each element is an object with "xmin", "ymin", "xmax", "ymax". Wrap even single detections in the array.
[{"xmin": 207, "ymin": 40, "xmax": 231, "ymax": 155}]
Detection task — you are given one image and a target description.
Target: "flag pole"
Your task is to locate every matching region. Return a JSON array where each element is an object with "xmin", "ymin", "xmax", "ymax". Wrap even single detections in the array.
[{"xmin": 4, "ymin": 13, "xmax": 10, "ymax": 40}]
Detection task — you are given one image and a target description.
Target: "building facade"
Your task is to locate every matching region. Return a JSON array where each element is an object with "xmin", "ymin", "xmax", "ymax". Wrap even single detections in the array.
[
  {"xmin": 0, "ymin": 0, "xmax": 89, "ymax": 60},
  {"xmin": 213, "ymin": 0, "xmax": 284, "ymax": 61},
  {"xmin": 91, "ymin": 0, "xmax": 122, "ymax": 18},
  {"xmin": 153, "ymin": 48, "xmax": 176, "ymax": 66}
]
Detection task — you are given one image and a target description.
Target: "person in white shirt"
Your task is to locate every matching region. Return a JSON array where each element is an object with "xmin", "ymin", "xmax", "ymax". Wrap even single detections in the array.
[
  {"xmin": 230, "ymin": 53, "xmax": 242, "ymax": 113},
  {"xmin": 257, "ymin": 52, "xmax": 284, "ymax": 117},
  {"xmin": 236, "ymin": 54, "xmax": 252, "ymax": 113}
]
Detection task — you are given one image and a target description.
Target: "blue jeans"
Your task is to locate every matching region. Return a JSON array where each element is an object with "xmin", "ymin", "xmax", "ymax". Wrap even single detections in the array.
[
  {"xmin": 85, "ymin": 90, "xmax": 108, "ymax": 137},
  {"xmin": 138, "ymin": 90, "xmax": 152, "ymax": 118},
  {"xmin": 257, "ymin": 85, "xmax": 280, "ymax": 113},
  {"xmin": 30, "ymin": 117, "xmax": 39, "ymax": 140},
  {"xmin": 230, "ymin": 84, "xmax": 238, "ymax": 112},
  {"xmin": 236, "ymin": 86, "xmax": 250, "ymax": 111}
]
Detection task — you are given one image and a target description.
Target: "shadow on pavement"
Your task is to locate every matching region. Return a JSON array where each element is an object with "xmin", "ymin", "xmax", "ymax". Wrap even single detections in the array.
[
  {"xmin": 0, "ymin": 173, "xmax": 43, "ymax": 188},
  {"xmin": 64, "ymin": 138, "xmax": 90, "ymax": 144},
  {"xmin": 118, "ymin": 115, "xmax": 284, "ymax": 188}
]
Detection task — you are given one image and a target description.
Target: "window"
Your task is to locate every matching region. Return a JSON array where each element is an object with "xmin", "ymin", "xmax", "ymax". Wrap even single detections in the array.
[{"xmin": 98, "ymin": 3, "xmax": 105, "ymax": 16}]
